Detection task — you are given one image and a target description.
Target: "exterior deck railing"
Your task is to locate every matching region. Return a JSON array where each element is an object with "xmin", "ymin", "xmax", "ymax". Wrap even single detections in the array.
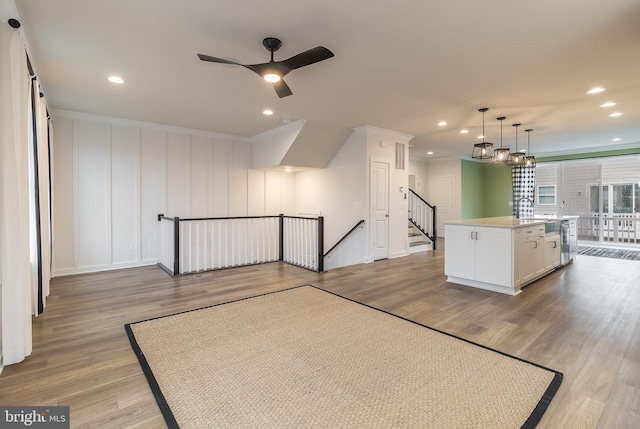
[{"xmin": 576, "ymin": 213, "xmax": 640, "ymax": 244}]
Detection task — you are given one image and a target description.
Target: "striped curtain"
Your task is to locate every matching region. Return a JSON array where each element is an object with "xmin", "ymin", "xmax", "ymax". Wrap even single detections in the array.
[{"xmin": 512, "ymin": 165, "xmax": 536, "ymax": 217}]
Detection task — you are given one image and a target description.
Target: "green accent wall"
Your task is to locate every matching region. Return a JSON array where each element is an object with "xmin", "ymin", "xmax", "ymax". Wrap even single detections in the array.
[
  {"xmin": 461, "ymin": 159, "xmax": 513, "ymax": 219},
  {"xmin": 461, "ymin": 159, "xmax": 484, "ymax": 219},
  {"xmin": 482, "ymin": 162, "xmax": 513, "ymax": 217}
]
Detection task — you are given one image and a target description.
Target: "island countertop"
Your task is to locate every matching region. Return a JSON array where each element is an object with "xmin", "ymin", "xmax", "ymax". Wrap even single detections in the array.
[{"xmin": 443, "ymin": 216, "xmax": 549, "ymax": 229}]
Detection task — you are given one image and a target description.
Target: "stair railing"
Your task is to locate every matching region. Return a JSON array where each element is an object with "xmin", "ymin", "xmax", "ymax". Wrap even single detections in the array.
[
  {"xmin": 157, "ymin": 214, "xmax": 324, "ymax": 275},
  {"xmin": 324, "ymin": 220, "xmax": 365, "ymax": 258},
  {"xmin": 408, "ymin": 189, "xmax": 437, "ymax": 250}
]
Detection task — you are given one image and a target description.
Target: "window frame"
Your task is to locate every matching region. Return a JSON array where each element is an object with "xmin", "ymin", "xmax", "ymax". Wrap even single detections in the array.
[{"xmin": 536, "ymin": 185, "xmax": 556, "ymax": 206}]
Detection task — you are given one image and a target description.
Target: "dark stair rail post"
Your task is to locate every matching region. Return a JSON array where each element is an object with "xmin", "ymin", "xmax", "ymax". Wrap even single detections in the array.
[
  {"xmin": 173, "ymin": 216, "xmax": 180, "ymax": 275},
  {"xmin": 432, "ymin": 207, "xmax": 438, "ymax": 250},
  {"xmin": 317, "ymin": 216, "xmax": 324, "ymax": 272},
  {"xmin": 278, "ymin": 214, "xmax": 284, "ymax": 262}
]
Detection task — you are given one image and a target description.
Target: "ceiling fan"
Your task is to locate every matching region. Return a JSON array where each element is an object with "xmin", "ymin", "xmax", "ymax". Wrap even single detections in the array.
[{"xmin": 198, "ymin": 37, "xmax": 334, "ymax": 98}]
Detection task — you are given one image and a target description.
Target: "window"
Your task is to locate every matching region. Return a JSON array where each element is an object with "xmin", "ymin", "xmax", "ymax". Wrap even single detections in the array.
[
  {"xmin": 612, "ymin": 184, "xmax": 633, "ymax": 214},
  {"xmin": 589, "ymin": 185, "xmax": 607, "ymax": 213},
  {"xmin": 589, "ymin": 183, "xmax": 639, "ymax": 214},
  {"xmin": 537, "ymin": 185, "xmax": 556, "ymax": 205}
]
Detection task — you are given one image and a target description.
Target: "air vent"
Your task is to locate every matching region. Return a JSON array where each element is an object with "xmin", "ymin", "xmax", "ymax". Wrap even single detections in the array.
[{"xmin": 395, "ymin": 142, "xmax": 406, "ymax": 170}]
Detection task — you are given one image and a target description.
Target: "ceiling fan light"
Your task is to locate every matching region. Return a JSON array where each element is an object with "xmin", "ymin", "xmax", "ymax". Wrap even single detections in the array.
[{"xmin": 263, "ymin": 73, "xmax": 281, "ymax": 83}]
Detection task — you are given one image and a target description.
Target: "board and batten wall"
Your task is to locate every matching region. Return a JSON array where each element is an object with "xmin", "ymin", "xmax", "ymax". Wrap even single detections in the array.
[{"xmin": 51, "ymin": 111, "xmax": 294, "ymax": 277}]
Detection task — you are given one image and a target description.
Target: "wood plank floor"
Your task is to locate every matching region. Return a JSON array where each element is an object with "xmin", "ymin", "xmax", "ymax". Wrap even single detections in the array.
[{"xmin": 1, "ymin": 245, "xmax": 639, "ymax": 428}]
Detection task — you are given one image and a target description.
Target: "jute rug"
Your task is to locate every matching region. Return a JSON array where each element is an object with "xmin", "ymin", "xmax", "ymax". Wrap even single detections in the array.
[{"xmin": 125, "ymin": 285, "xmax": 562, "ymax": 428}]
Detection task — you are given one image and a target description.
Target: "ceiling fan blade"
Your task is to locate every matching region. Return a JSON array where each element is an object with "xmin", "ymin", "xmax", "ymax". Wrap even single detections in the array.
[
  {"xmin": 280, "ymin": 46, "xmax": 334, "ymax": 72},
  {"xmin": 197, "ymin": 54, "xmax": 242, "ymax": 66},
  {"xmin": 273, "ymin": 79, "xmax": 293, "ymax": 98}
]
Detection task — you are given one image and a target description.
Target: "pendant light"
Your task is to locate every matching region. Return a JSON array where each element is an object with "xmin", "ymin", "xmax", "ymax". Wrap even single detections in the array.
[
  {"xmin": 493, "ymin": 116, "xmax": 511, "ymax": 162},
  {"xmin": 510, "ymin": 123, "xmax": 525, "ymax": 165},
  {"xmin": 524, "ymin": 129, "xmax": 536, "ymax": 167},
  {"xmin": 471, "ymin": 108, "xmax": 494, "ymax": 159}
]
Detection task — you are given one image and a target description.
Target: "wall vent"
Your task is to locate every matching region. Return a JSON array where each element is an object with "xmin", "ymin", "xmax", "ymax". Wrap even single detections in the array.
[{"xmin": 395, "ymin": 142, "xmax": 406, "ymax": 170}]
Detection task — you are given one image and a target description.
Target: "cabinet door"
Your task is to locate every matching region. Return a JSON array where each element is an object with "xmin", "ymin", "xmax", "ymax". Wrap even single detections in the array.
[
  {"xmin": 513, "ymin": 228, "xmax": 522, "ymax": 287},
  {"xmin": 444, "ymin": 225, "xmax": 476, "ymax": 279},
  {"xmin": 521, "ymin": 227, "xmax": 536, "ymax": 283},
  {"xmin": 545, "ymin": 236, "xmax": 561, "ymax": 271},
  {"xmin": 475, "ymin": 227, "xmax": 512, "ymax": 287},
  {"xmin": 533, "ymin": 226, "xmax": 546, "ymax": 277}
]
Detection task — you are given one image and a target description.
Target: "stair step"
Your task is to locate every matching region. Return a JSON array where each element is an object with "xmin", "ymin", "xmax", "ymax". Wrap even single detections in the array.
[
  {"xmin": 408, "ymin": 232, "xmax": 422, "ymax": 237},
  {"xmin": 410, "ymin": 240, "xmax": 430, "ymax": 247}
]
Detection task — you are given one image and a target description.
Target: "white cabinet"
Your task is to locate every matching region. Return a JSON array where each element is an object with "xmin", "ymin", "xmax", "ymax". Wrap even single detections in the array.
[
  {"xmin": 545, "ymin": 235, "xmax": 561, "ymax": 271},
  {"xmin": 520, "ymin": 225, "xmax": 546, "ymax": 283},
  {"xmin": 445, "ymin": 218, "xmax": 567, "ymax": 295},
  {"xmin": 445, "ymin": 224, "xmax": 513, "ymax": 289},
  {"xmin": 513, "ymin": 228, "xmax": 522, "ymax": 288},
  {"xmin": 444, "ymin": 225, "xmax": 476, "ymax": 280}
]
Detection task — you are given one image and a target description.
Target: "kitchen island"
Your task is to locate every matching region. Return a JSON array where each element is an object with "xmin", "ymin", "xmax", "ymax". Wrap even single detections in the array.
[{"xmin": 444, "ymin": 216, "xmax": 564, "ymax": 295}]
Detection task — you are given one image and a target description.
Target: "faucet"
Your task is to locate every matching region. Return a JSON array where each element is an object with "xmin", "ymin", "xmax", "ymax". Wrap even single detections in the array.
[{"xmin": 515, "ymin": 197, "xmax": 534, "ymax": 219}]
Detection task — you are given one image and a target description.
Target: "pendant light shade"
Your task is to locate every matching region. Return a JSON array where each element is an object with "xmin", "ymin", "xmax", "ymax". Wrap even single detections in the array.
[
  {"xmin": 472, "ymin": 108, "xmax": 494, "ymax": 159},
  {"xmin": 524, "ymin": 129, "xmax": 536, "ymax": 167},
  {"xmin": 509, "ymin": 123, "xmax": 525, "ymax": 165},
  {"xmin": 493, "ymin": 116, "xmax": 511, "ymax": 162}
]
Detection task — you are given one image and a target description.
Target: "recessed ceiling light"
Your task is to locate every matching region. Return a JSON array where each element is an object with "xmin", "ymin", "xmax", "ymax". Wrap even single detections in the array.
[
  {"xmin": 108, "ymin": 76, "xmax": 124, "ymax": 84},
  {"xmin": 612, "ymin": 138, "xmax": 621, "ymax": 142},
  {"xmin": 477, "ymin": 135, "xmax": 484, "ymax": 139},
  {"xmin": 437, "ymin": 121, "xmax": 447, "ymax": 126},
  {"xmin": 460, "ymin": 129, "xmax": 469, "ymax": 134},
  {"xmin": 586, "ymin": 87, "xmax": 605, "ymax": 94},
  {"xmin": 427, "ymin": 151, "xmax": 434, "ymax": 155},
  {"xmin": 608, "ymin": 112, "xmax": 623, "ymax": 117},
  {"xmin": 284, "ymin": 167, "xmax": 292, "ymax": 173},
  {"xmin": 263, "ymin": 109, "xmax": 273, "ymax": 115},
  {"xmin": 600, "ymin": 102, "xmax": 617, "ymax": 108}
]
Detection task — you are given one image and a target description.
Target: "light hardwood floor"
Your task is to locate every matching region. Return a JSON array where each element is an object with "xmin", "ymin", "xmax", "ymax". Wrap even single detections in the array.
[{"xmin": 1, "ymin": 245, "xmax": 639, "ymax": 428}]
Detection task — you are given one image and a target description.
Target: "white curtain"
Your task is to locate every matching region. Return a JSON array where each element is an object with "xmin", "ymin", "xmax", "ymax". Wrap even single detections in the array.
[
  {"xmin": 36, "ymin": 81, "xmax": 51, "ymax": 307},
  {"xmin": 0, "ymin": 21, "xmax": 34, "ymax": 366}
]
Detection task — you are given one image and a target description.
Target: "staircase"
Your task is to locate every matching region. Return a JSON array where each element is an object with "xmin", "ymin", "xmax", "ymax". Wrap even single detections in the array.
[
  {"xmin": 408, "ymin": 223, "xmax": 431, "ymax": 253},
  {"xmin": 408, "ymin": 189, "xmax": 437, "ymax": 251}
]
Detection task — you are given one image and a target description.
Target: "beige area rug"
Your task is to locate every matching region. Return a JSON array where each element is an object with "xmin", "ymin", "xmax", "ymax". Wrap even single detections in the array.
[{"xmin": 125, "ymin": 285, "xmax": 562, "ymax": 428}]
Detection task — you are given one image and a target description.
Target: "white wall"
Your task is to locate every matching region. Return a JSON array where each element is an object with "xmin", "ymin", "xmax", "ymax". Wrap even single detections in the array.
[
  {"xmin": 51, "ymin": 111, "xmax": 294, "ymax": 276},
  {"xmin": 295, "ymin": 126, "xmax": 413, "ymax": 269},
  {"xmin": 52, "ymin": 111, "xmax": 417, "ymax": 275},
  {"xmin": 419, "ymin": 156, "xmax": 462, "ymax": 222},
  {"xmin": 409, "ymin": 157, "xmax": 429, "ymax": 199},
  {"xmin": 365, "ymin": 127, "xmax": 413, "ymax": 260},
  {"xmin": 295, "ymin": 130, "xmax": 368, "ymax": 269}
]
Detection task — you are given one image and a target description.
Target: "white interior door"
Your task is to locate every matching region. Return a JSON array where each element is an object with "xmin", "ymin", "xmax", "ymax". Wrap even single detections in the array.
[
  {"xmin": 428, "ymin": 175, "xmax": 454, "ymax": 238},
  {"xmin": 370, "ymin": 160, "xmax": 389, "ymax": 260}
]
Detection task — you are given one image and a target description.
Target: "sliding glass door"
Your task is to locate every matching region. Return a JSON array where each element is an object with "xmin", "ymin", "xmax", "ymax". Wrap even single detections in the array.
[{"xmin": 535, "ymin": 155, "xmax": 640, "ymax": 246}]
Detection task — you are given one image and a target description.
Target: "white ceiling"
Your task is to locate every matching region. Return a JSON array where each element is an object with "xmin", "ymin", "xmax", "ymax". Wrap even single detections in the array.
[{"xmin": 9, "ymin": 0, "xmax": 640, "ymax": 159}]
